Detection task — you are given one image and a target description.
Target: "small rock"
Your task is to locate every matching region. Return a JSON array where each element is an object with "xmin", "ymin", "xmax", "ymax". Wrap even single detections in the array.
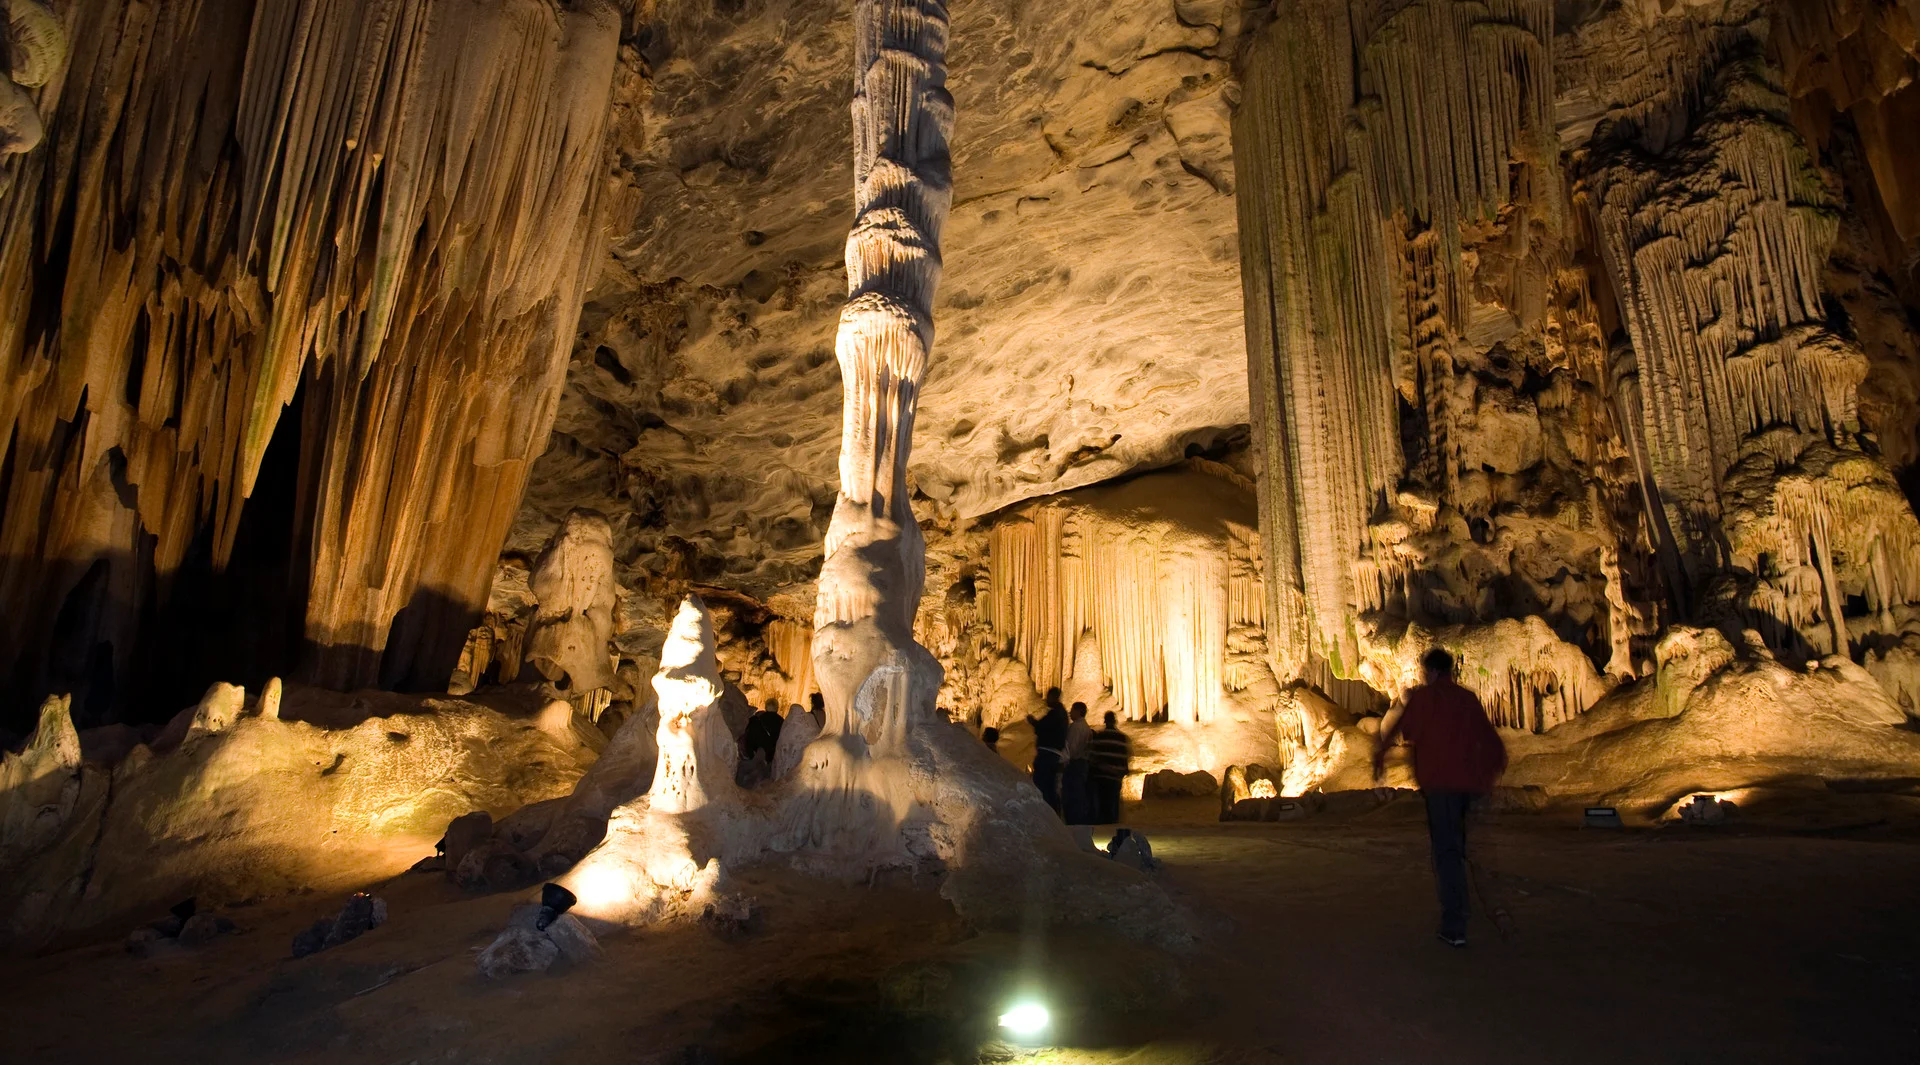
[
  {"xmin": 125, "ymin": 926, "xmax": 166, "ymax": 955},
  {"xmin": 441, "ymin": 810, "xmax": 495, "ymax": 872},
  {"xmin": 542, "ymin": 914, "xmax": 601, "ymax": 963},
  {"xmin": 1104, "ymin": 828, "xmax": 1157, "ymax": 871},
  {"xmin": 1144, "ymin": 769, "xmax": 1217, "ymax": 799},
  {"xmin": 185, "ymin": 682, "xmax": 247, "ymax": 742},
  {"xmin": 291, "ymin": 892, "xmax": 387, "ymax": 958},
  {"xmin": 291, "ymin": 918, "xmax": 333, "ymax": 958},
  {"xmin": 699, "ymin": 895, "xmax": 757, "ymax": 938},
  {"xmin": 258, "ymin": 676, "xmax": 284, "ymax": 721},
  {"xmin": 176, "ymin": 913, "xmax": 224, "ymax": 947},
  {"xmin": 477, "ymin": 926, "xmax": 560, "ymax": 978},
  {"xmin": 456, "ymin": 838, "xmax": 534, "ymax": 891}
]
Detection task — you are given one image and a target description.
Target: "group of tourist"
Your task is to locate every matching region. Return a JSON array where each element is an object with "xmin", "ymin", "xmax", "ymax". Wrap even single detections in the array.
[{"xmin": 1009, "ymin": 687, "xmax": 1132, "ymax": 825}]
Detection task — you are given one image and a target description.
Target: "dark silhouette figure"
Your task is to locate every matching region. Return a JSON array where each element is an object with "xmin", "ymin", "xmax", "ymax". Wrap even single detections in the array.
[
  {"xmin": 1062, "ymin": 701, "xmax": 1094, "ymax": 824},
  {"xmin": 741, "ymin": 699, "xmax": 785, "ymax": 765},
  {"xmin": 1374, "ymin": 647, "xmax": 1509, "ymax": 947},
  {"xmin": 1026, "ymin": 687, "xmax": 1069, "ymax": 813},
  {"xmin": 1087, "ymin": 710, "xmax": 1132, "ymax": 825}
]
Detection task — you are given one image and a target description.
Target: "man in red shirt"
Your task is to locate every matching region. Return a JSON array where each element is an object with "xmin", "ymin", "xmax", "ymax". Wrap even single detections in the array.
[{"xmin": 1373, "ymin": 647, "xmax": 1508, "ymax": 947}]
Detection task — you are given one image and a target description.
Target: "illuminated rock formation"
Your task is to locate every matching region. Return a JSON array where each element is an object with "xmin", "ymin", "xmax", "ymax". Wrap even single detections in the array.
[
  {"xmin": 1233, "ymin": 0, "xmax": 1920, "ymax": 769},
  {"xmin": 808, "ymin": 0, "xmax": 954, "ymax": 693},
  {"xmin": 0, "ymin": 0, "xmax": 622, "ymax": 727},
  {"xmin": 0, "ymin": 685, "xmax": 592, "ymax": 948},
  {"xmin": 544, "ymin": 0, "xmax": 1188, "ymax": 945},
  {"xmin": 1234, "ymin": 0, "xmax": 1559, "ymax": 684},
  {"xmin": 1504, "ymin": 627, "xmax": 1920, "ymax": 811},
  {"xmin": 1233, "ymin": 0, "xmax": 1654, "ymax": 744},
  {"xmin": 557, "ymin": 595, "xmax": 740, "ymax": 925},
  {"xmin": 764, "ymin": 618, "xmax": 817, "ymax": 711},
  {"xmin": 984, "ymin": 465, "xmax": 1262, "ymax": 725},
  {"xmin": 523, "ymin": 510, "xmax": 621, "ymax": 697},
  {"xmin": 645, "ymin": 597, "xmax": 740, "ymax": 815}
]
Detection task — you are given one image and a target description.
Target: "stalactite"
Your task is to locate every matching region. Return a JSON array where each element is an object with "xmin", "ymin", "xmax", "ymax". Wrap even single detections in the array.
[
  {"xmin": 1584, "ymin": 52, "xmax": 1920, "ymax": 655},
  {"xmin": 0, "ymin": 0, "xmax": 621, "ymax": 709},
  {"xmin": 765, "ymin": 618, "xmax": 816, "ymax": 710},
  {"xmin": 1235, "ymin": 0, "xmax": 1557, "ymax": 682},
  {"xmin": 1587, "ymin": 58, "xmax": 1843, "ymax": 580},
  {"xmin": 984, "ymin": 470, "xmax": 1255, "ymax": 724},
  {"xmin": 1726, "ymin": 443, "xmax": 1920, "ymax": 653},
  {"xmin": 1358, "ymin": 616, "xmax": 1611, "ymax": 732}
]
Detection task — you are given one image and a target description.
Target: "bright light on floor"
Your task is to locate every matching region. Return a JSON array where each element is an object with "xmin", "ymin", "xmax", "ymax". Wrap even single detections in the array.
[{"xmin": 998, "ymin": 1001, "xmax": 1050, "ymax": 1037}]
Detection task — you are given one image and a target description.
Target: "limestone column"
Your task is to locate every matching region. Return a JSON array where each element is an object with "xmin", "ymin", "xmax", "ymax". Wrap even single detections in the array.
[{"xmin": 810, "ymin": 0, "xmax": 954, "ymax": 740}]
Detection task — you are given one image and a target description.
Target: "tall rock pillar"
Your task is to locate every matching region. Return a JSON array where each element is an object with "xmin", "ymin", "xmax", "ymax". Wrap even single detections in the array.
[{"xmin": 810, "ymin": 0, "xmax": 954, "ymax": 741}]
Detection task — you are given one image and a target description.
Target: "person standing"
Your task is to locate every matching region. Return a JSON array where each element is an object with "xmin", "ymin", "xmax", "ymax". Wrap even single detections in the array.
[
  {"xmin": 1061, "ymin": 702, "xmax": 1094, "ymax": 824},
  {"xmin": 1087, "ymin": 710, "xmax": 1132, "ymax": 826},
  {"xmin": 1026, "ymin": 688, "xmax": 1069, "ymax": 813},
  {"xmin": 741, "ymin": 699, "xmax": 785, "ymax": 764},
  {"xmin": 1373, "ymin": 647, "xmax": 1508, "ymax": 947}
]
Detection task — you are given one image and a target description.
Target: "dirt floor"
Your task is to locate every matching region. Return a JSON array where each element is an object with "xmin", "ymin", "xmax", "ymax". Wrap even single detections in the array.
[{"xmin": 5, "ymin": 796, "xmax": 1919, "ymax": 1064}]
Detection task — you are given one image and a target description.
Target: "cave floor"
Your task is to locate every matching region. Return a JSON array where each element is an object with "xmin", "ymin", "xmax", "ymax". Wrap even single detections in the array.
[{"xmin": 5, "ymin": 797, "xmax": 1919, "ymax": 1065}]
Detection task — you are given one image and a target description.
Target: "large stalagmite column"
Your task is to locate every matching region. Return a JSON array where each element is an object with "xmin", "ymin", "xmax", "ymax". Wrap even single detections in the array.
[{"xmin": 810, "ymin": 0, "xmax": 954, "ymax": 740}]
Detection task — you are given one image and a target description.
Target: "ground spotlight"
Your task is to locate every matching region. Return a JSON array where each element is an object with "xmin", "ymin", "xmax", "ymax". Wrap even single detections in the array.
[
  {"xmin": 535, "ymin": 882, "xmax": 578, "ymax": 931},
  {"xmin": 997, "ymin": 1000, "xmax": 1051, "ymax": 1039}
]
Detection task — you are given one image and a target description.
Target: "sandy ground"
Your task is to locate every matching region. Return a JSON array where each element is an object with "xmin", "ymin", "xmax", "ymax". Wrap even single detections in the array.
[{"xmin": 4, "ymin": 797, "xmax": 1918, "ymax": 1064}]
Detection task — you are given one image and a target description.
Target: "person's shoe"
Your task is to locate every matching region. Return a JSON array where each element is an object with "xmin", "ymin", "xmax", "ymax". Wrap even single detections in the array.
[{"xmin": 1436, "ymin": 932, "xmax": 1467, "ymax": 948}]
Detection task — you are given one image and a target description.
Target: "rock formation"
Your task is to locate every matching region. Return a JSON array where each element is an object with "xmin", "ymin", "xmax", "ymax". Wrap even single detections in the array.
[
  {"xmin": 516, "ymin": 0, "xmax": 1251, "ymax": 600},
  {"xmin": 0, "ymin": 684, "xmax": 591, "ymax": 948},
  {"xmin": 537, "ymin": 0, "xmax": 1189, "ymax": 946},
  {"xmin": 523, "ymin": 510, "xmax": 622, "ymax": 696},
  {"xmin": 1231, "ymin": 0, "xmax": 1920, "ymax": 765},
  {"xmin": 644, "ymin": 597, "xmax": 740, "ymax": 815},
  {"xmin": 0, "ymin": 0, "xmax": 623, "ymax": 730},
  {"xmin": 984, "ymin": 463, "xmax": 1265, "ymax": 726}
]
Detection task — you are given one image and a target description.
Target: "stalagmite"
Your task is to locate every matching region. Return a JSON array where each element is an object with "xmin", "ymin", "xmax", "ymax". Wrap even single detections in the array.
[
  {"xmin": 806, "ymin": 0, "xmax": 954, "ymax": 728},
  {"xmin": 0, "ymin": 1, "xmax": 623, "ymax": 722},
  {"xmin": 533, "ymin": 0, "xmax": 1187, "ymax": 945},
  {"xmin": 557, "ymin": 595, "xmax": 739, "ymax": 925},
  {"xmin": 523, "ymin": 510, "xmax": 621, "ymax": 696},
  {"xmin": 184, "ymin": 683, "xmax": 247, "ymax": 744},
  {"xmin": 646, "ymin": 597, "xmax": 740, "ymax": 816},
  {"xmin": 0, "ymin": 695, "xmax": 83, "ymax": 863}
]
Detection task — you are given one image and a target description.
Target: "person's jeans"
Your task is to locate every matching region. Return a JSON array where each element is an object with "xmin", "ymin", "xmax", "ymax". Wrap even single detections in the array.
[
  {"xmin": 1424, "ymin": 790, "xmax": 1472, "ymax": 938},
  {"xmin": 1032, "ymin": 749, "xmax": 1062, "ymax": 813},
  {"xmin": 1061, "ymin": 758, "xmax": 1092, "ymax": 824},
  {"xmin": 1091, "ymin": 776, "xmax": 1123, "ymax": 824}
]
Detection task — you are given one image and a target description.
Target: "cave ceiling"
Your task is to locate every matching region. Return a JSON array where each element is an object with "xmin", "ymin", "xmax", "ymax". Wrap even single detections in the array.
[{"xmin": 518, "ymin": 0, "xmax": 1255, "ymax": 595}]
